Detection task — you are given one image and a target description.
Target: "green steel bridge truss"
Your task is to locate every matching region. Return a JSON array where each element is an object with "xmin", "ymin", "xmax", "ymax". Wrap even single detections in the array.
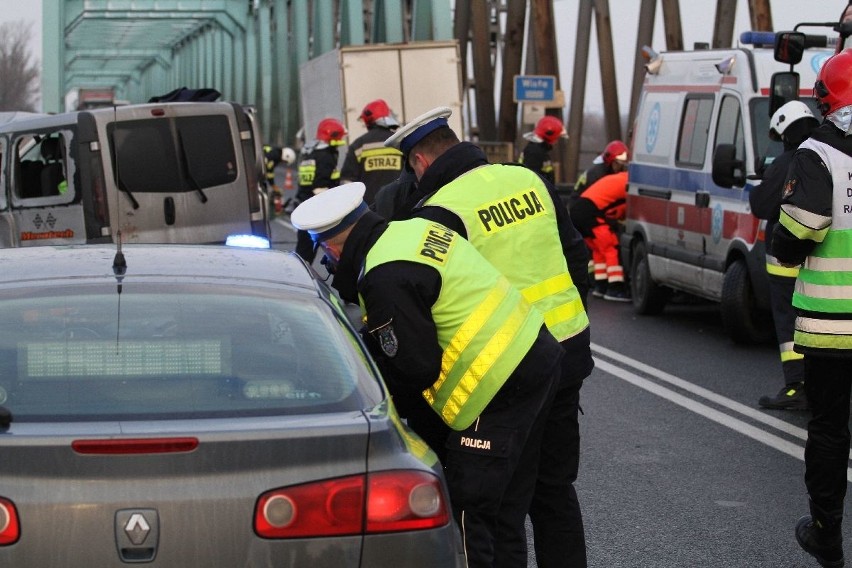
[{"xmin": 43, "ymin": 0, "xmax": 452, "ymax": 145}]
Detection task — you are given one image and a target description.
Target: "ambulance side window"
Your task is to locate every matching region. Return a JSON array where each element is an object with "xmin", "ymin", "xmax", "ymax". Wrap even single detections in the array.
[
  {"xmin": 676, "ymin": 95, "xmax": 714, "ymax": 168},
  {"xmin": 715, "ymin": 95, "xmax": 745, "ymax": 166}
]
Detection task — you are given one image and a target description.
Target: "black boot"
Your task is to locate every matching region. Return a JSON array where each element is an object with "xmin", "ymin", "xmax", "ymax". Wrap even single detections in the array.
[{"xmin": 796, "ymin": 513, "xmax": 844, "ymax": 567}]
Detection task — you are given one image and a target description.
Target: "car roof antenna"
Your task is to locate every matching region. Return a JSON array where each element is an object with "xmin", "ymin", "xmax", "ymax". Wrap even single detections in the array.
[{"xmin": 111, "ymin": 103, "xmax": 126, "ymax": 348}]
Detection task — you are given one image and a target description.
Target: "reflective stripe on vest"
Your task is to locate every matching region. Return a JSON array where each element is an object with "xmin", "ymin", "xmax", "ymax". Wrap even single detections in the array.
[
  {"xmin": 788, "ymin": 138, "xmax": 852, "ymax": 350},
  {"xmin": 424, "ymin": 163, "xmax": 588, "ymax": 341},
  {"xmin": 363, "ymin": 219, "xmax": 544, "ymax": 430}
]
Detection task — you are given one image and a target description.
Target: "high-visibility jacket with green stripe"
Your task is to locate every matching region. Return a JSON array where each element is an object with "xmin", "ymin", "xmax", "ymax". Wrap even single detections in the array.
[
  {"xmin": 362, "ymin": 219, "xmax": 545, "ymax": 431},
  {"xmin": 423, "ymin": 163, "xmax": 589, "ymax": 342},
  {"xmin": 779, "ymin": 137, "xmax": 852, "ymax": 351}
]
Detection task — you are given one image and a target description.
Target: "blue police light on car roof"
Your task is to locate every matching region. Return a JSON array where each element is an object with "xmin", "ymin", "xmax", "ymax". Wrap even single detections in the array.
[{"xmin": 225, "ymin": 234, "xmax": 271, "ymax": 249}]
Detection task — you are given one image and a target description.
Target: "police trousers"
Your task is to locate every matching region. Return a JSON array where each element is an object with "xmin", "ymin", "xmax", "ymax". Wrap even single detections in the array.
[
  {"xmin": 803, "ymin": 354, "xmax": 852, "ymax": 526},
  {"xmin": 443, "ymin": 343, "xmax": 561, "ymax": 568},
  {"xmin": 495, "ymin": 328, "xmax": 593, "ymax": 568}
]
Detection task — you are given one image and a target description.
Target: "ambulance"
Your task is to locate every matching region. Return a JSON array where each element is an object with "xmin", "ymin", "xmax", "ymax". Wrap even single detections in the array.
[
  {"xmin": 0, "ymin": 100, "xmax": 270, "ymax": 248},
  {"xmin": 622, "ymin": 30, "xmax": 833, "ymax": 344}
]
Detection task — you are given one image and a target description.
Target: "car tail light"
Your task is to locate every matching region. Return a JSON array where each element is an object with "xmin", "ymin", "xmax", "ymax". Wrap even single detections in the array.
[
  {"xmin": 0, "ymin": 498, "xmax": 20, "ymax": 546},
  {"xmin": 255, "ymin": 470, "xmax": 449, "ymax": 538}
]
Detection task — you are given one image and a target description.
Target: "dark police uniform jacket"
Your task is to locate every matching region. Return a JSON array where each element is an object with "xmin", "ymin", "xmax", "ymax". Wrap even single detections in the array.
[{"xmin": 331, "ymin": 211, "xmax": 562, "ymax": 416}]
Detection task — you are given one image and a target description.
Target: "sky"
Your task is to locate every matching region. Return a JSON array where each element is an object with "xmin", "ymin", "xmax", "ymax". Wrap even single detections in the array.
[{"xmin": 0, "ymin": 0, "xmax": 845, "ymax": 114}]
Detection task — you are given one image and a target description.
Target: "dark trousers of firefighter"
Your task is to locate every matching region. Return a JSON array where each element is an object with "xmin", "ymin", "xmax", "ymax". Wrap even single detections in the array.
[
  {"xmin": 767, "ymin": 270, "xmax": 804, "ymax": 384},
  {"xmin": 803, "ymin": 355, "xmax": 852, "ymax": 526},
  {"xmin": 443, "ymin": 352, "xmax": 560, "ymax": 568}
]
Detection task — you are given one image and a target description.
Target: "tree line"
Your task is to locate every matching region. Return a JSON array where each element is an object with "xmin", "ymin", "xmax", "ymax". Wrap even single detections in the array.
[{"xmin": 0, "ymin": 21, "xmax": 40, "ymax": 112}]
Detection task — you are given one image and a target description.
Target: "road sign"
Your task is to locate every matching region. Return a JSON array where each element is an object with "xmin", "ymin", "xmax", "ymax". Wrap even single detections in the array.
[{"xmin": 513, "ymin": 75, "xmax": 556, "ymax": 102}]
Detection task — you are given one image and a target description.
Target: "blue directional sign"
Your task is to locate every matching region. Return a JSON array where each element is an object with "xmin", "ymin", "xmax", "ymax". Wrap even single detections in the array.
[{"xmin": 514, "ymin": 75, "xmax": 556, "ymax": 102}]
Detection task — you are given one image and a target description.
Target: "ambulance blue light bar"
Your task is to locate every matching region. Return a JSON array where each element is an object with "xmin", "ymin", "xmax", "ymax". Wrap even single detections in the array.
[{"xmin": 740, "ymin": 30, "xmax": 837, "ymax": 49}]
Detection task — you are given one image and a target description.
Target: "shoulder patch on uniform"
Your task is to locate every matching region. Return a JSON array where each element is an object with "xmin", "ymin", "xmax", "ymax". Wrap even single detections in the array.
[
  {"xmin": 370, "ymin": 319, "xmax": 399, "ymax": 358},
  {"xmin": 782, "ymin": 178, "xmax": 797, "ymax": 199}
]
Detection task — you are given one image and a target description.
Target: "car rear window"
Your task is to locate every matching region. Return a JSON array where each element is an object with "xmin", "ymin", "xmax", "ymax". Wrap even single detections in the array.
[
  {"xmin": 0, "ymin": 283, "xmax": 381, "ymax": 421},
  {"xmin": 108, "ymin": 115, "xmax": 239, "ymax": 194}
]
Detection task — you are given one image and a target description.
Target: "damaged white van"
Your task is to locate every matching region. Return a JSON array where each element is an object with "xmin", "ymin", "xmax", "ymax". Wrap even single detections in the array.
[{"xmin": 0, "ymin": 98, "xmax": 269, "ymax": 247}]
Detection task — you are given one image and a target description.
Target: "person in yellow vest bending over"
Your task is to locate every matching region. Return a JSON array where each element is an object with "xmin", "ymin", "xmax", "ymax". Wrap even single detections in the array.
[{"xmin": 291, "ymin": 182, "xmax": 562, "ymax": 568}]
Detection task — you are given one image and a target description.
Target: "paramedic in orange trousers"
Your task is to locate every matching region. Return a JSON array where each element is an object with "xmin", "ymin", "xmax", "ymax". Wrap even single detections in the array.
[{"xmin": 569, "ymin": 170, "xmax": 629, "ymax": 302}]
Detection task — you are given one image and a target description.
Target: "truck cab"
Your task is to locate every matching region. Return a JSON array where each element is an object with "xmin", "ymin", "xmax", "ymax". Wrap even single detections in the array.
[
  {"xmin": 622, "ymin": 32, "xmax": 832, "ymax": 344},
  {"xmin": 0, "ymin": 101, "xmax": 269, "ymax": 247}
]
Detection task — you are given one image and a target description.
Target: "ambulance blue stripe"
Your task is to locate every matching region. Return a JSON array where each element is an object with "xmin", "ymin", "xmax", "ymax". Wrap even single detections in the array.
[{"xmin": 628, "ymin": 163, "xmax": 755, "ymax": 201}]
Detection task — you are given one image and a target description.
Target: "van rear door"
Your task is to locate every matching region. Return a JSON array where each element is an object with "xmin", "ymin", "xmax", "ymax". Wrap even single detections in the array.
[{"xmin": 101, "ymin": 103, "xmax": 255, "ymax": 244}]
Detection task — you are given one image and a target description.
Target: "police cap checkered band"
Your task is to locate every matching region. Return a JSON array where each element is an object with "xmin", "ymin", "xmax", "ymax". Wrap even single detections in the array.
[
  {"xmin": 290, "ymin": 182, "xmax": 367, "ymax": 243},
  {"xmin": 384, "ymin": 106, "xmax": 453, "ymax": 153}
]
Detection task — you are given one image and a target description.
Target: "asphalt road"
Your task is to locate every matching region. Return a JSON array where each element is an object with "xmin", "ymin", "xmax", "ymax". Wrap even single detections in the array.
[{"xmin": 269, "ymin": 213, "xmax": 840, "ymax": 568}]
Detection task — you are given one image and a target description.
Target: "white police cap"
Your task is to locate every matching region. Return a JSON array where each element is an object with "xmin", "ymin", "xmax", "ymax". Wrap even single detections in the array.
[
  {"xmin": 290, "ymin": 182, "xmax": 368, "ymax": 243},
  {"xmin": 384, "ymin": 106, "xmax": 453, "ymax": 154}
]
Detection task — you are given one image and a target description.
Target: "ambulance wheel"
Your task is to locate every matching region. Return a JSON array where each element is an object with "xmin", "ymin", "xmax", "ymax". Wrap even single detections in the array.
[
  {"xmin": 720, "ymin": 258, "xmax": 773, "ymax": 345},
  {"xmin": 630, "ymin": 241, "xmax": 669, "ymax": 315}
]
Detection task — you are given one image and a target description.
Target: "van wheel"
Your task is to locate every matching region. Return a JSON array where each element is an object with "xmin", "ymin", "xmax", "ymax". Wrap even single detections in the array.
[
  {"xmin": 720, "ymin": 259, "xmax": 773, "ymax": 345},
  {"xmin": 630, "ymin": 242, "xmax": 669, "ymax": 315}
]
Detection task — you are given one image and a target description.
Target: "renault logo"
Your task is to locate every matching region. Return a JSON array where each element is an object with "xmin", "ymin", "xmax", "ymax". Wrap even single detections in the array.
[
  {"xmin": 115, "ymin": 509, "xmax": 159, "ymax": 563},
  {"xmin": 124, "ymin": 513, "xmax": 151, "ymax": 545}
]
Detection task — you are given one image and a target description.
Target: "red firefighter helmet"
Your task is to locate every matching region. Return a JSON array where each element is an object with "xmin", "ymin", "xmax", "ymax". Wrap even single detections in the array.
[
  {"xmin": 602, "ymin": 140, "xmax": 629, "ymax": 165},
  {"xmin": 316, "ymin": 118, "xmax": 347, "ymax": 145},
  {"xmin": 534, "ymin": 116, "xmax": 567, "ymax": 145},
  {"xmin": 814, "ymin": 48, "xmax": 852, "ymax": 116},
  {"xmin": 359, "ymin": 99, "xmax": 391, "ymax": 126}
]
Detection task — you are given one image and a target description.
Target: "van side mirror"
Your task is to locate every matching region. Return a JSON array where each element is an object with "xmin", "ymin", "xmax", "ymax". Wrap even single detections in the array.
[
  {"xmin": 774, "ymin": 32, "xmax": 806, "ymax": 64},
  {"xmin": 769, "ymin": 72, "xmax": 800, "ymax": 117},
  {"xmin": 712, "ymin": 144, "xmax": 745, "ymax": 188}
]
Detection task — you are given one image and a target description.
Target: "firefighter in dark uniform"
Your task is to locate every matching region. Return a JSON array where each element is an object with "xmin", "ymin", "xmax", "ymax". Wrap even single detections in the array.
[
  {"xmin": 295, "ymin": 117, "xmax": 347, "ymax": 262},
  {"xmin": 340, "ymin": 99, "xmax": 403, "ymax": 205},
  {"xmin": 572, "ymin": 139, "xmax": 629, "ymax": 195},
  {"xmin": 519, "ymin": 115, "xmax": 568, "ymax": 185},
  {"xmin": 750, "ymin": 100, "xmax": 818, "ymax": 411},
  {"xmin": 385, "ymin": 107, "xmax": 594, "ymax": 568},
  {"xmin": 264, "ymin": 145, "xmax": 297, "ymax": 215},
  {"xmin": 773, "ymin": 49, "xmax": 852, "ymax": 568},
  {"xmin": 290, "ymin": 182, "xmax": 563, "ymax": 568}
]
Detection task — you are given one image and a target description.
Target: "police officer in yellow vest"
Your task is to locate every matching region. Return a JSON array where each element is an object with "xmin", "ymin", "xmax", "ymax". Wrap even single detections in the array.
[
  {"xmin": 290, "ymin": 182, "xmax": 562, "ymax": 568},
  {"xmin": 385, "ymin": 107, "xmax": 593, "ymax": 568},
  {"xmin": 772, "ymin": 49, "xmax": 852, "ymax": 568}
]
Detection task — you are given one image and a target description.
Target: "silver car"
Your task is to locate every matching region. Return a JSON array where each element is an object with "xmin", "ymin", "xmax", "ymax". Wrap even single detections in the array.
[{"xmin": 0, "ymin": 244, "xmax": 463, "ymax": 566}]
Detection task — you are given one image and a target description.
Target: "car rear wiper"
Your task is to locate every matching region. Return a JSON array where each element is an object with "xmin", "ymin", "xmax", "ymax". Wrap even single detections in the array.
[
  {"xmin": 118, "ymin": 180, "xmax": 140, "ymax": 209},
  {"xmin": 0, "ymin": 405, "xmax": 11, "ymax": 431},
  {"xmin": 176, "ymin": 130, "xmax": 208, "ymax": 204}
]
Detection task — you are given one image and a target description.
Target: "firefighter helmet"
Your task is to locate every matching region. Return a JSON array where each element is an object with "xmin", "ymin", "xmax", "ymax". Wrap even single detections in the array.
[
  {"xmin": 281, "ymin": 147, "xmax": 297, "ymax": 166},
  {"xmin": 533, "ymin": 116, "xmax": 567, "ymax": 145},
  {"xmin": 769, "ymin": 101, "xmax": 817, "ymax": 139},
  {"xmin": 602, "ymin": 140, "xmax": 629, "ymax": 165},
  {"xmin": 316, "ymin": 118, "xmax": 347, "ymax": 146},
  {"xmin": 359, "ymin": 99, "xmax": 392, "ymax": 126},
  {"xmin": 814, "ymin": 48, "xmax": 852, "ymax": 116}
]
